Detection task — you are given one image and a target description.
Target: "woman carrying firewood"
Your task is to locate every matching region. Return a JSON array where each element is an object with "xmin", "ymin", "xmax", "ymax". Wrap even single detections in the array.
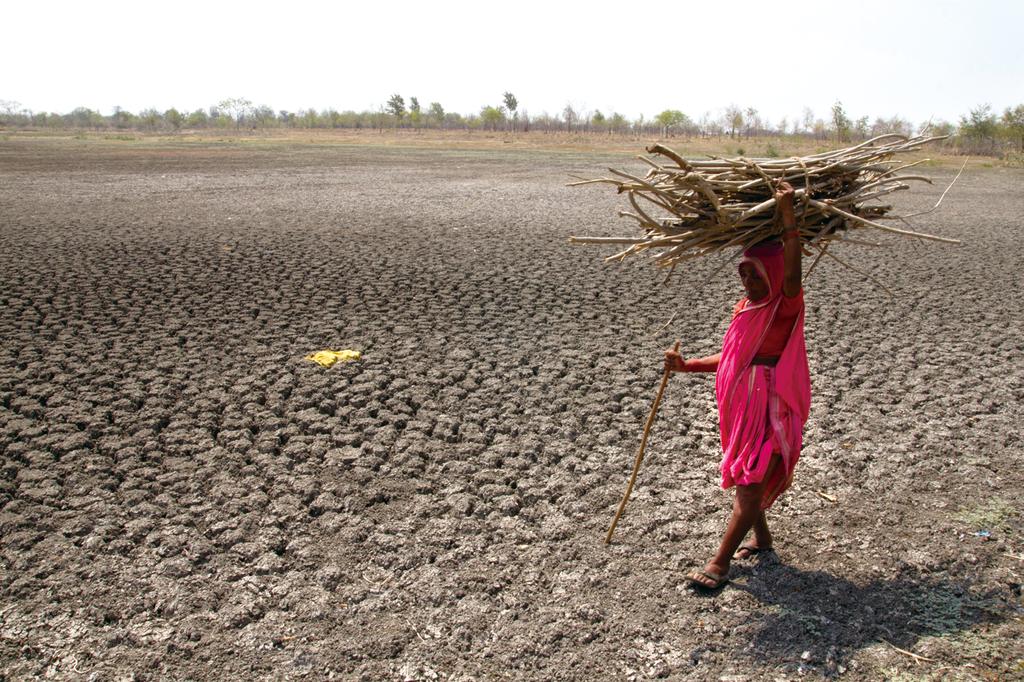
[{"xmin": 664, "ymin": 181, "xmax": 810, "ymax": 592}]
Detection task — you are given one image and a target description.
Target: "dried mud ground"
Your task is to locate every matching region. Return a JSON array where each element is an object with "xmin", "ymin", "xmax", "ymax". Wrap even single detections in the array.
[{"xmin": 0, "ymin": 138, "xmax": 1022, "ymax": 681}]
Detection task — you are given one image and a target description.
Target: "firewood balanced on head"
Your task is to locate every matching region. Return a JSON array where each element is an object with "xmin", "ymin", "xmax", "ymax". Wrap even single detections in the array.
[{"xmin": 569, "ymin": 134, "xmax": 962, "ymax": 291}]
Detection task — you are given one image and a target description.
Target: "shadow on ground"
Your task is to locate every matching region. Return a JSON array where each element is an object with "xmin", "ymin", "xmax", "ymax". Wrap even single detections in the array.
[{"xmin": 725, "ymin": 559, "xmax": 1010, "ymax": 676}]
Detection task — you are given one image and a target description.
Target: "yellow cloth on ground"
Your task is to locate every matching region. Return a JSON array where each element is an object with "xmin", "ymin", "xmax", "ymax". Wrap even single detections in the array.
[{"xmin": 305, "ymin": 349, "xmax": 361, "ymax": 368}]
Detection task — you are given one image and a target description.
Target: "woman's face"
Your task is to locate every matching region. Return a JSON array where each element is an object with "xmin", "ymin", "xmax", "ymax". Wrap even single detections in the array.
[{"xmin": 739, "ymin": 262, "xmax": 769, "ymax": 301}]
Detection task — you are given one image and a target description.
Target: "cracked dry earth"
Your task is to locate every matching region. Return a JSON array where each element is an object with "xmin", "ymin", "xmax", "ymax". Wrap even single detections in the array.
[{"xmin": 0, "ymin": 138, "xmax": 1022, "ymax": 680}]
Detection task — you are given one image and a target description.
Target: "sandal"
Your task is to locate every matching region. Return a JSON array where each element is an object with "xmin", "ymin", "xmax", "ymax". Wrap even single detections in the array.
[
  {"xmin": 733, "ymin": 543, "xmax": 773, "ymax": 560},
  {"xmin": 686, "ymin": 570, "xmax": 730, "ymax": 592}
]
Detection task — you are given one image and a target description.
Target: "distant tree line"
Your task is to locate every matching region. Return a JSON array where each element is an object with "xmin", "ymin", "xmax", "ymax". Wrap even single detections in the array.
[{"xmin": 1, "ymin": 96, "xmax": 1021, "ymax": 159}]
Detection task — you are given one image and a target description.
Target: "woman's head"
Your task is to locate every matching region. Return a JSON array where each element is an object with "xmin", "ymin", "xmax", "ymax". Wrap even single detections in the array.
[
  {"xmin": 739, "ymin": 261, "xmax": 769, "ymax": 301},
  {"xmin": 738, "ymin": 242, "xmax": 784, "ymax": 302}
]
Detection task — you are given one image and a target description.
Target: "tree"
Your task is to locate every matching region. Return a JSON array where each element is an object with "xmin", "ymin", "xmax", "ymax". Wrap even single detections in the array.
[
  {"xmin": 68, "ymin": 107, "xmax": 103, "ymax": 129},
  {"xmin": 959, "ymin": 103, "xmax": 998, "ymax": 153},
  {"xmin": 185, "ymin": 109, "xmax": 209, "ymax": 128},
  {"xmin": 854, "ymin": 116, "xmax": 869, "ymax": 139},
  {"xmin": 698, "ymin": 111, "xmax": 712, "ymax": 137},
  {"xmin": 386, "ymin": 94, "xmax": 406, "ymax": 126},
  {"xmin": 218, "ymin": 97, "xmax": 252, "ymax": 128},
  {"xmin": 655, "ymin": 109, "xmax": 673, "ymax": 136},
  {"xmin": 164, "ymin": 108, "xmax": 182, "ymax": 131},
  {"xmin": 444, "ymin": 111, "xmax": 465, "ymax": 129},
  {"xmin": 139, "ymin": 108, "xmax": 162, "ymax": 130},
  {"xmin": 960, "ymin": 104, "xmax": 996, "ymax": 137},
  {"xmin": 111, "ymin": 106, "xmax": 135, "ymax": 129},
  {"xmin": 609, "ymin": 112, "xmax": 628, "ymax": 135},
  {"xmin": 480, "ymin": 105, "xmax": 505, "ymax": 131},
  {"xmin": 655, "ymin": 109, "xmax": 689, "ymax": 137},
  {"xmin": 208, "ymin": 105, "xmax": 232, "ymax": 128},
  {"xmin": 0, "ymin": 100, "xmax": 23, "ymax": 126},
  {"xmin": 372, "ymin": 106, "xmax": 387, "ymax": 132},
  {"xmin": 723, "ymin": 104, "xmax": 743, "ymax": 138},
  {"xmin": 427, "ymin": 102, "xmax": 444, "ymax": 129},
  {"xmin": 831, "ymin": 101, "xmax": 851, "ymax": 142},
  {"xmin": 251, "ymin": 105, "xmax": 276, "ymax": 128},
  {"xmin": 744, "ymin": 107, "xmax": 760, "ymax": 137},
  {"xmin": 409, "ymin": 96, "xmax": 422, "ymax": 130},
  {"xmin": 1001, "ymin": 104, "xmax": 1024, "ymax": 152},
  {"xmin": 563, "ymin": 104, "xmax": 578, "ymax": 133},
  {"xmin": 297, "ymin": 109, "xmax": 322, "ymax": 128},
  {"xmin": 801, "ymin": 107, "xmax": 815, "ymax": 135},
  {"xmin": 503, "ymin": 91, "xmax": 518, "ymax": 133},
  {"xmin": 886, "ymin": 115, "xmax": 912, "ymax": 137},
  {"xmin": 813, "ymin": 118, "xmax": 827, "ymax": 140},
  {"xmin": 920, "ymin": 119, "xmax": 954, "ymax": 137}
]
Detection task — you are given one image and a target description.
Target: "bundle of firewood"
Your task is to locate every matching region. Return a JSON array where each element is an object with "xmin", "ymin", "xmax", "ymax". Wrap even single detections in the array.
[{"xmin": 569, "ymin": 134, "xmax": 960, "ymax": 283}]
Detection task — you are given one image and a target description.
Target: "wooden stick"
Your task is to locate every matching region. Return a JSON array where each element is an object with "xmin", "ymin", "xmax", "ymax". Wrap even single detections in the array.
[
  {"xmin": 605, "ymin": 340, "xmax": 680, "ymax": 545},
  {"xmin": 822, "ymin": 246, "xmax": 895, "ymax": 298},
  {"xmin": 897, "ymin": 157, "xmax": 969, "ymax": 220},
  {"xmin": 807, "ymin": 199, "xmax": 962, "ymax": 244},
  {"xmin": 880, "ymin": 638, "xmax": 935, "ymax": 664},
  {"xmin": 646, "ymin": 144, "xmax": 690, "ymax": 169},
  {"xmin": 803, "ymin": 242, "xmax": 830, "ymax": 284},
  {"xmin": 569, "ymin": 236, "xmax": 648, "ymax": 245}
]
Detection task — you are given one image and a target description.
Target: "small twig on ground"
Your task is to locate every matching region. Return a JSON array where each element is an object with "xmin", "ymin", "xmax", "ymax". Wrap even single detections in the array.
[
  {"xmin": 407, "ymin": 619, "xmax": 428, "ymax": 642},
  {"xmin": 361, "ymin": 570, "xmax": 394, "ymax": 593},
  {"xmin": 653, "ymin": 310, "xmax": 679, "ymax": 335},
  {"xmin": 880, "ymin": 638, "xmax": 935, "ymax": 664},
  {"xmin": 815, "ymin": 491, "xmax": 837, "ymax": 503}
]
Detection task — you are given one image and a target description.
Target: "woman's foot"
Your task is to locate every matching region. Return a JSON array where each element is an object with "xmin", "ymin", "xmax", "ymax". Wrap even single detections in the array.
[
  {"xmin": 733, "ymin": 541, "xmax": 773, "ymax": 560},
  {"xmin": 686, "ymin": 561, "xmax": 730, "ymax": 592},
  {"xmin": 736, "ymin": 512, "xmax": 773, "ymax": 560}
]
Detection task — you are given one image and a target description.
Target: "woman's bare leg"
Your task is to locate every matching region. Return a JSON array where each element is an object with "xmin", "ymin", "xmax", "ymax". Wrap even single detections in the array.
[
  {"xmin": 750, "ymin": 510, "xmax": 773, "ymax": 549},
  {"xmin": 745, "ymin": 453, "xmax": 780, "ymax": 552},
  {"xmin": 689, "ymin": 455, "xmax": 781, "ymax": 588},
  {"xmin": 689, "ymin": 482, "xmax": 764, "ymax": 587}
]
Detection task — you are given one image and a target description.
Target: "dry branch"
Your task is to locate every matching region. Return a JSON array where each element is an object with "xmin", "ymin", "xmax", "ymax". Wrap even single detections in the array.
[{"xmin": 569, "ymin": 135, "xmax": 961, "ymax": 275}]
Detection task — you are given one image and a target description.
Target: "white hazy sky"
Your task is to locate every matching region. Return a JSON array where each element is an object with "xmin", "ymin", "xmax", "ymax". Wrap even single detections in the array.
[{"xmin": 5, "ymin": 0, "xmax": 1021, "ymax": 125}]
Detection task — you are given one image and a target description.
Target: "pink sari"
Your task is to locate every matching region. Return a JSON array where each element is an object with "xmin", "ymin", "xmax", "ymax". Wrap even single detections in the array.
[{"xmin": 714, "ymin": 243, "xmax": 810, "ymax": 509}]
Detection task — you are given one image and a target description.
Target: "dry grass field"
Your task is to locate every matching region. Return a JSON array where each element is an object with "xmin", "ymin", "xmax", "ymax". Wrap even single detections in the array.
[
  {"xmin": 0, "ymin": 127, "xmax": 984, "ymax": 166},
  {"xmin": 1, "ymin": 134, "xmax": 1022, "ymax": 680}
]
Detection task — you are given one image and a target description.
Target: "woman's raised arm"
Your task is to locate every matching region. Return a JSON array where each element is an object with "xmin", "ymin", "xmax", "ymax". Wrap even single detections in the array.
[{"xmin": 777, "ymin": 181, "xmax": 802, "ymax": 297}]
